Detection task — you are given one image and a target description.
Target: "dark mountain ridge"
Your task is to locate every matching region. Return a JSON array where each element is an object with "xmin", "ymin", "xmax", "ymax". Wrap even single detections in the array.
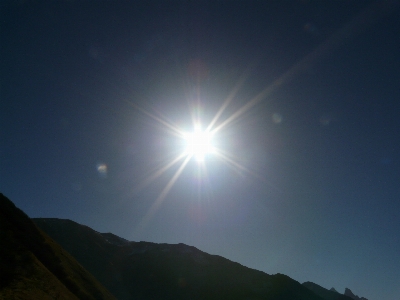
[
  {"xmin": 0, "ymin": 193, "xmax": 115, "ymax": 300},
  {"xmin": 344, "ymin": 288, "xmax": 368, "ymax": 300},
  {"xmin": 302, "ymin": 282, "xmax": 353, "ymax": 300},
  {"xmin": 34, "ymin": 217, "xmax": 323, "ymax": 300},
  {"xmin": 0, "ymin": 192, "xmax": 368, "ymax": 300}
]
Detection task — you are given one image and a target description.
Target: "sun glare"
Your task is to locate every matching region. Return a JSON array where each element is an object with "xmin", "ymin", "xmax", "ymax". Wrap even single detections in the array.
[
  {"xmin": 127, "ymin": 11, "xmax": 362, "ymax": 235},
  {"xmin": 127, "ymin": 69, "xmax": 276, "ymax": 235},
  {"xmin": 184, "ymin": 126, "xmax": 214, "ymax": 162}
]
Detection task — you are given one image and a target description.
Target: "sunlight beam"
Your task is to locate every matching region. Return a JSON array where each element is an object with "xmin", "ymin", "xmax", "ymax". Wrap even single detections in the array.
[
  {"xmin": 210, "ymin": 2, "xmax": 385, "ymax": 135},
  {"xmin": 133, "ymin": 152, "xmax": 188, "ymax": 194},
  {"xmin": 124, "ymin": 99, "xmax": 186, "ymax": 138},
  {"xmin": 133, "ymin": 155, "xmax": 192, "ymax": 237},
  {"xmin": 206, "ymin": 69, "xmax": 251, "ymax": 132},
  {"xmin": 214, "ymin": 148, "xmax": 280, "ymax": 192}
]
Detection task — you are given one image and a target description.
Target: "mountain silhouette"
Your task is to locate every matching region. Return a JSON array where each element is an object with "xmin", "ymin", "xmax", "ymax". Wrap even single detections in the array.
[
  {"xmin": 0, "ymin": 193, "xmax": 115, "ymax": 300},
  {"xmin": 34, "ymin": 217, "xmax": 325, "ymax": 300},
  {"xmin": 302, "ymin": 282, "xmax": 353, "ymax": 300},
  {"xmin": 0, "ymin": 192, "xmax": 367, "ymax": 300},
  {"xmin": 344, "ymin": 288, "xmax": 368, "ymax": 300}
]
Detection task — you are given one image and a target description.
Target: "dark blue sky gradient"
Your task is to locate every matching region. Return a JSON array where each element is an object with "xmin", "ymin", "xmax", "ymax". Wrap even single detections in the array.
[{"xmin": 1, "ymin": 1, "xmax": 399, "ymax": 299}]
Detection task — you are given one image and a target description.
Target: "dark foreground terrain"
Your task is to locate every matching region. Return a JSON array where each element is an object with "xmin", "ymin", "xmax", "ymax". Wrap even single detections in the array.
[
  {"xmin": 0, "ymin": 193, "xmax": 115, "ymax": 300},
  {"xmin": 33, "ymin": 216, "xmax": 322, "ymax": 300},
  {"xmin": 1, "ymin": 193, "xmax": 362, "ymax": 300}
]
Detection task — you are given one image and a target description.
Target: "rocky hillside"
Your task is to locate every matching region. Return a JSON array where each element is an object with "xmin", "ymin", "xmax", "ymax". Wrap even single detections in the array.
[
  {"xmin": 0, "ymin": 193, "xmax": 115, "ymax": 300},
  {"xmin": 34, "ymin": 217, "xmax": 324, "ymax": 300}
]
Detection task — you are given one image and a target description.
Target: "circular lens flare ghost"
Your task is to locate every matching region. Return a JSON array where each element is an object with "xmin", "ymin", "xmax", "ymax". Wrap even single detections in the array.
[{"xmin": 184, "ymin": 126, "xmax": 214, "ymax": 162}]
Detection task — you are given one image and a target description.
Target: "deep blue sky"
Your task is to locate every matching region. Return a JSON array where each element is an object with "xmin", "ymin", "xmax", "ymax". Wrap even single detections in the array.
[{"xmin": 1, "ymin": 1, "xmax": 399, "ymax": 299}]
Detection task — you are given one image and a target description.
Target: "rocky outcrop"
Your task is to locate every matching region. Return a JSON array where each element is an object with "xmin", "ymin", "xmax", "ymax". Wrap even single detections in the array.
[
  {"xmin": 344, "ymin": 288, "xmax": 368, "ymax": 300},
  {"xmin": 303, "ymin": 282, "xmax": 353, "ymax": 300}
]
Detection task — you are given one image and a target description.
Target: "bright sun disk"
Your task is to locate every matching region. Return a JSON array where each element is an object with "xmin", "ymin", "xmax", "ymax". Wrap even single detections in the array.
[{"xmin": 184, "ymin": 126, "xmax": 214, "ymax": 162}]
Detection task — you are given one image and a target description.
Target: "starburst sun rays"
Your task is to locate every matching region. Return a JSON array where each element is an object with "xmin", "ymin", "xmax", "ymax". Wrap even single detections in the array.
[
  {"xmin": 123, "ymin": 0, "xmax": 381, "ymax": 236},
  {"xmin": 125, "ymin": 71, "xmax": 277, "ymax": 235}
]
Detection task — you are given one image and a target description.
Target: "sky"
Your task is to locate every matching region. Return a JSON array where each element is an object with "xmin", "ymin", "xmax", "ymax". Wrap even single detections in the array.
[{"xmin": 1, "ymin": 1, "xmax": 399, "ymax": 299}]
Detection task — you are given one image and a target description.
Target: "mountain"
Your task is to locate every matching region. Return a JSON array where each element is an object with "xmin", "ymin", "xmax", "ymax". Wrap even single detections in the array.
[
  {"xmin": 0, "ymin": 193, "xmax": 116, "ymax": 300},
  {"xmin": 0, "ymin": 192, "xmax": 368, "ymax": 300},
  {"xmin": 302, "ymin": 282, "xmax": 353, "ymax": 300},
  {"xmin": 34, "ymin": 217, "xmax": 324, "ymax": 300},
  {"xmin": 32, "ymin": 218, "xmax": 131, "ymax": 299},
  {"xmin": 344, "ymin": 288, "xmax": 368, "ymax": 300}
]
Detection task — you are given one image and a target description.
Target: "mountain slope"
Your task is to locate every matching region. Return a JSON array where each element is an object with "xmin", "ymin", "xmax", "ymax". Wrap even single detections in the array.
[
  {"xmin": 33, "ymin": 218, "xmax": 131, "ymax": 299},
  {"xmin": 0, "ymin": 193, "xmax": 116, "ymax": 300},
  {"xmin": 344, "ymin": 288, "xmax": 368, "ymax": 300},
  {"xmin": 302, "ymin": 282, "xmax": 353, "ymax": 300},
  {"xmin": 34, "ymin": 217, "xmax": 324, "ymax": 300}
]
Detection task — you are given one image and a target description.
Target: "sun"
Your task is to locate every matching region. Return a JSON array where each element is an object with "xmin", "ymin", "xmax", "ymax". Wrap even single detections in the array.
[
  {"xmin": 183, "ymin": 125, "xmax": 214, "ymax": 162},
  {"xmin": 125, "ymin": 21, "xmax": 352, "ymax": 235},
  {"xmin": 126, "ymin": 70, "xmax": 274, "ymax": 235}
]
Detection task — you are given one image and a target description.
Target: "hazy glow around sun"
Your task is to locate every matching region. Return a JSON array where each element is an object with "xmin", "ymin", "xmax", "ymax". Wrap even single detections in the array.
[
  {"xmin": 128, "ymin": 71, "xmax": 272, "ymax": 234},
  {"xmin": 184, "ymin": 125, "xmax": 214, "ymax": 162},
  {"xmin": 129, "ymin": 37, "xmax": 335, "ymax": 235}
]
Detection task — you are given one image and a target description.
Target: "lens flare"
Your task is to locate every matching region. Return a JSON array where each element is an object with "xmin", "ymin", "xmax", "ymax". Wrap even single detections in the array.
[{"xmin": 124, "ymin": 0, "xmax": 385, "ymax": 237}]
